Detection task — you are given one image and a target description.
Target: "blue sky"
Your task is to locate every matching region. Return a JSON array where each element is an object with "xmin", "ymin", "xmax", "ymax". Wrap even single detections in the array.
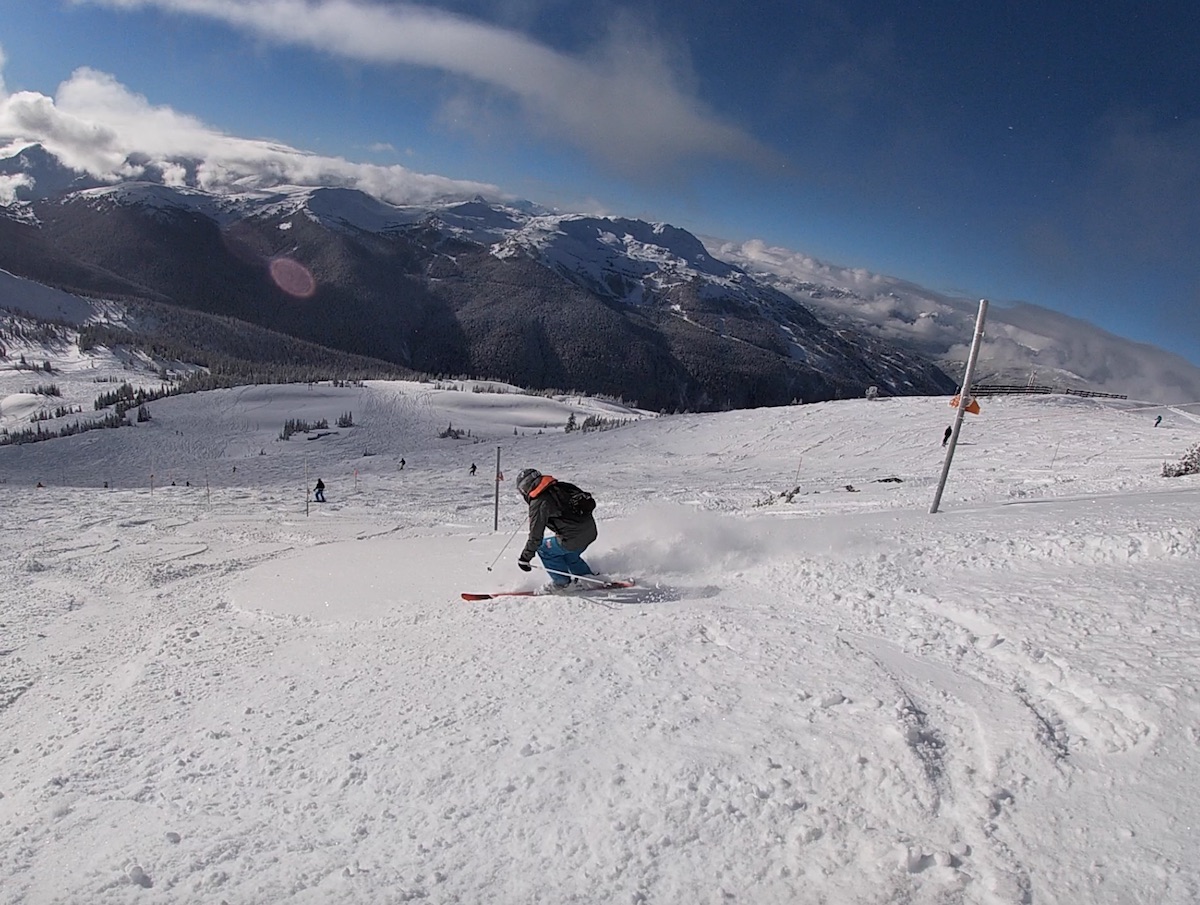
[{"xmin": 1, "ymin": 0, "xmax": 1198, "ymax": 366}]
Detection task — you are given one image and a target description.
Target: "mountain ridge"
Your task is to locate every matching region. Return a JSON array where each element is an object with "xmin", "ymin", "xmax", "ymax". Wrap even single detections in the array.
[
  {"xmin": 0, "ymin": 148, "xmax": 956, "ymax": 410},
  {"xmin": 3, "ymin": 142, "xmax": 1198, "ymax": 405}
]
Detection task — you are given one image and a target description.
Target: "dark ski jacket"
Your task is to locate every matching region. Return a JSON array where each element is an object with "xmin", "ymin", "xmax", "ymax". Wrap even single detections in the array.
[{"xmin": 519, "ymin": 475, "xmax": 597, "ymax": 560}]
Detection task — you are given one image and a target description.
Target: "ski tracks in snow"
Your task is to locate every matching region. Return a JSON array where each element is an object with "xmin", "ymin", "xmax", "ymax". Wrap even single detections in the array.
[
  {"xmin": 766, "ymin": 491, "xmax": 1199, "ymax": 903},
  {"xmin": 3, "ymin": 391, "xmax": 1199, "ymax": 904},
  {"xmin": 0, "ymin": 490, "xmax": 370, "ymax": 902}
]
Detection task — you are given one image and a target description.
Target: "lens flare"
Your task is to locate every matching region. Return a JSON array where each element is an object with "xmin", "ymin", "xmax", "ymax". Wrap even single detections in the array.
[{"xmin": 269, "ymin": 257, "xmax": 316, "ymax": 298}]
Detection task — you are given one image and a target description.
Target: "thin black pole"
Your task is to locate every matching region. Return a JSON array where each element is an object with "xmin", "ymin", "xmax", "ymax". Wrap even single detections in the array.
[{"xmin": 493, "ymin": 446, "xmax": 501, "ymax": 530}]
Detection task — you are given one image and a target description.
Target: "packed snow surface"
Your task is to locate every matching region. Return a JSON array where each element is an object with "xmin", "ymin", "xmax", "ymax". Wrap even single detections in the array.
[{"xmin": 2, "ymin": 380, "xmax": 1199, "ymax": 904}]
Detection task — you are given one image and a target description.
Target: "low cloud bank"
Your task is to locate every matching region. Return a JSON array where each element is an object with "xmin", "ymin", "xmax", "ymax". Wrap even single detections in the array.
[{"xmin": 0, "ymin": 57, "xmax": 497, "ymax": 204}]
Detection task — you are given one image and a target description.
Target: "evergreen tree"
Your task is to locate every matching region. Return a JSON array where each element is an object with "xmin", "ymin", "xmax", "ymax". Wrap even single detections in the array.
[{"xmin": 1163, "ymin": 442, "xmax": 1200, "ymax": 477}]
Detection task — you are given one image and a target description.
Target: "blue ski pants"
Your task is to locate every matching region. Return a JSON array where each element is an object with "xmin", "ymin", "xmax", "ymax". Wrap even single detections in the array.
[{"xmin": 536, "ymin": 536, "xmax": 594, "ymax": 586}]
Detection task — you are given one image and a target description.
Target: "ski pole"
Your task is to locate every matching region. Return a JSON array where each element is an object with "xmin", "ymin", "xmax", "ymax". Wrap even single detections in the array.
[
  {"xmin": 533, "ymin": 563, "xmax": 612, "ymax": 587},
  {"xmin": 485, "ymin": 520, "xmax": 525, "ymax": 571}
]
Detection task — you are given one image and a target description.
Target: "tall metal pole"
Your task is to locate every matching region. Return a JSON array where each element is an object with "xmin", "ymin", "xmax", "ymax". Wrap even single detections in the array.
[
  {"xmin": 493, "ymin": 445, "xmax": 501, "ymax": 531},
  {"xmin": 930, "ymin": 298, "xmax": 989, "ymax": 514}
]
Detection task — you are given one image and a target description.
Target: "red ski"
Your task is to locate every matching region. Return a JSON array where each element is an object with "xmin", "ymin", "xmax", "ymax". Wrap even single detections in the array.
[{"xmin": 462, "ymin": 580, "xmax": 635, "ymax": 602}]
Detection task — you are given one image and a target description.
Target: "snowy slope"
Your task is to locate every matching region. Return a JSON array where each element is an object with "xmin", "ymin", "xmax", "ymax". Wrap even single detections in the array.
[
  {"xmin": 1, "ymin": 376, "xmax": 1199, "ymax": 904},
  {"xmin": 0, "ymin": 304, "xmax": 198, "ymax": 443},
  {"xmin": 0, "ymin": 267, "xmax": 104, "ymax": 326}
]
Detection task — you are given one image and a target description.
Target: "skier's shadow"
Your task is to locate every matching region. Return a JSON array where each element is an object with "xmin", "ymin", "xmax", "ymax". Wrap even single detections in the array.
[{"xmin": 589, "ymin": 584, "xmax": 720, "ymax": 607}]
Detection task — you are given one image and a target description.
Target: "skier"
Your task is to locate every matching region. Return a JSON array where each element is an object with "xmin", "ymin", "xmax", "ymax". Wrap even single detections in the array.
[
  {"xmin": 515, "ymin": 468, "xmax": 597, "ymax": 592},
  {"xmin": 469, "ymin": 463, "xmax": 477, "ymax": 476},
  {"xmin": 313, "ymin": 478, "xmax": 326, "ymax": 502},
  {"xmin": 942, "ymin": 425, "xmax": 952, "ymax": 447},
  {"xmin": 1155, "ymin": 415, "xmax": 1163, "ymax": 427},
  {"xmin": 399, "ymin": 458, "xmax": 406, "ymax": 470}
]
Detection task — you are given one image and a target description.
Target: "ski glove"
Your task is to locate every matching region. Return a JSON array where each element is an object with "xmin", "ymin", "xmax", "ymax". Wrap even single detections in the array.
[{"xmin": 517, "ymin": 559, "xmax": 532, "ymax": 572}]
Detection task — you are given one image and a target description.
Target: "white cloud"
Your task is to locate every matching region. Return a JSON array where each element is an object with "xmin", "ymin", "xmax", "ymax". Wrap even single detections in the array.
[
  {"xmin": 73, "ymin": 0, "xmax": 769, "ymax": 175},
  {"xmin": 0, "ymin": 64, "xmax": 499, "ymax": 203},
  {"xmin": 0, "ymin": 173, "xmax": 34, "ymax": 205}
]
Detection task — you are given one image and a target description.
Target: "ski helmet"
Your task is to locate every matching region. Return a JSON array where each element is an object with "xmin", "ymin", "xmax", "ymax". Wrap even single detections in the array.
[{"xmin": 516, "ymin": 468, "xmax": 542, "ymax": 496}]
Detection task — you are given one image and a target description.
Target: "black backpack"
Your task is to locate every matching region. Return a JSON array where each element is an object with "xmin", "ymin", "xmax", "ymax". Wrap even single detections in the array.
[{"xmin": 554, "ymin": 481, "xmax": 596, "ymax": 517}]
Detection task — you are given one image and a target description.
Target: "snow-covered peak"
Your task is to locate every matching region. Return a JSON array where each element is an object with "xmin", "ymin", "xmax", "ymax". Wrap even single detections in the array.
[
  {"xmin": 296, "ymin": 187, "xmax": 422, "ymax": 233},
  {"xmin": 72, "ymin": 182, "xmax": 324, "ymax": 226},
  {"xmin": 0, "ymin": 142, "xmax": 103, "ymax": 204},
  {"xmin": 490, "ymin": 213, "xmax": 749, "ymax": 306}
]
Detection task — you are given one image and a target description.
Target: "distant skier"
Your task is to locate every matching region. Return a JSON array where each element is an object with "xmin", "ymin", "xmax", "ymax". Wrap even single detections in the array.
[
  {"xmin": 313, "ymin": 478, "xmax": 326, "ymax": 502},
  {"xmin": 942, "ymin": 425, "xmax": 952, "ymax": 447},
  {"xmin": 516, "ymin": 468, "xmax": 597, "ymax": 592},
  {"xmin": 469, "ymin": 463, "xmax": 477, "ymax": 476},
  {"xmin": 1155, "ymin": 415, "xmax": 1163, "ymax": 427},
  {"xmin": 399, "ymin": 458, "xmax": 406, "ymax": 470}
]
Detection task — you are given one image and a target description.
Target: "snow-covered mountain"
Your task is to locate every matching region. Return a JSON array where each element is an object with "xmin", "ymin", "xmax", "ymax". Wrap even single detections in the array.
[
  {"xmin": 711, "ymin": 238, "xmax": 1200, "ymax": 403},
  {"xmin": 0, "ymin": 146, "xmax": 956, "ymax": 411},
  {"xmin": 0, "ymin": 142, "xmax": 103, "ymax": 204},
  {"xmin": 2, "ymin": 142, "xmax": 1198, "ymax": 405}
]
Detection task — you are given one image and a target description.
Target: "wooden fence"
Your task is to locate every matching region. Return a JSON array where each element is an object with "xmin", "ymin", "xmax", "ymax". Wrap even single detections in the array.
[{"xmin": 972, "ymin": 384, "xmax": 1127, "ymax": 400}]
